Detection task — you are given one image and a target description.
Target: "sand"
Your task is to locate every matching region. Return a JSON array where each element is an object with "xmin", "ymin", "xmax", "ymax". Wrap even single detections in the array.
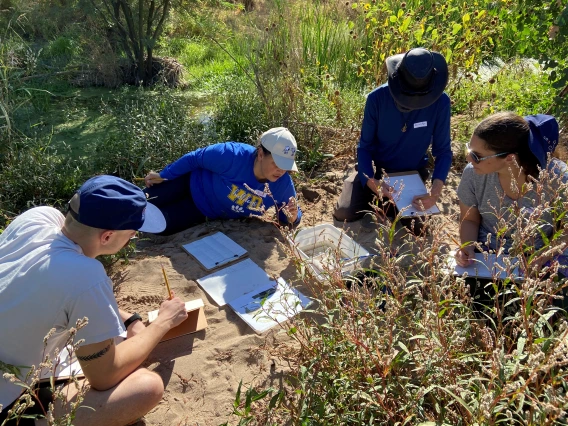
[{"xmin": 112, "ymin": 160, "xmax": 461, "ymax": 426}]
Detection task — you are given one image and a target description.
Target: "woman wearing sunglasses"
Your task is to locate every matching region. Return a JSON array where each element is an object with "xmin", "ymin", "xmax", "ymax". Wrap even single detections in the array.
[{"xmin": 455, "ymin": 111, "xmax": 567, "ymax": 269}]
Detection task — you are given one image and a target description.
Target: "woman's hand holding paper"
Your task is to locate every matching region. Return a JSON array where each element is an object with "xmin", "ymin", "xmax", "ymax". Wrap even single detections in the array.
[{"xmin": 411, "ymin": 193, "xmax": 437, "ymax": 210}]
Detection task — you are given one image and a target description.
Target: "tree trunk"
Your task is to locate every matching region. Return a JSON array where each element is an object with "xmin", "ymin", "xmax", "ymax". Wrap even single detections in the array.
[{"xmin": 137, "ymin": 0, "xmax": 144, "ymax": 84}]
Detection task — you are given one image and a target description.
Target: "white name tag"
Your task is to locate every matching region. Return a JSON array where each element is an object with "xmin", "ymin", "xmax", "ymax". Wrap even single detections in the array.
[{"xmin": 414, "ymin": 121, "xmax": 427, "ymax": 128}]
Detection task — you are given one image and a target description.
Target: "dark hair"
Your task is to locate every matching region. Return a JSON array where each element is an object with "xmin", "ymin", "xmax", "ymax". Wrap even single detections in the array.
[
  {"xmin": 257, "ymin": 144, "xmax": 271, "ymax": 156},
  {"xmin": 474, "ymin": 111, "xmax": 540, "ymax": 179}
]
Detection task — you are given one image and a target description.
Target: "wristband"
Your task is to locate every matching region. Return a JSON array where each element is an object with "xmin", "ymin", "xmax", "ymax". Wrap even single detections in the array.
[{"xmin": 124, "ymin": 312, "xmax": 142, "ymax": 329}]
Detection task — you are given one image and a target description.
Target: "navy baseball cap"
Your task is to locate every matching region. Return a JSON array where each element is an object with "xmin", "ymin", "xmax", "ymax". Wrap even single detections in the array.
[
  {"xmin": 68, "ymin": 175, "xmax": 166, "ymax": 233},
  {"xmin": 524, "ymin": 114, "xmax": 559, "ymax": 168}
]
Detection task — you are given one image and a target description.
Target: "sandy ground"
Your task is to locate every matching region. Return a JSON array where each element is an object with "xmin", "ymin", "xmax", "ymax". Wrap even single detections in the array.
[{"xmin": 112, "ymin": 159, "xmax": 462, "ymax": 426}]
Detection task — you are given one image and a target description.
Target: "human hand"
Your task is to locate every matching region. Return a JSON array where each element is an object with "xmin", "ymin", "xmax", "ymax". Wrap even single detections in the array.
[
  {"xmin": 367, "ymin": 178, "xmax": 394, "ymax": 198},
  {"xmin": 155, "ymin": 292, "xmax": 188, "ymax": 329},
  {"xmin": 455, "ymin": 246, "xmax": 475, "ymax": 267},
  {"xmin": 411, "ymin": 193, "xmax": 438, "ymax": 210},
  {"xmin": 283, "ymin": 196, "xmax": 299, "ymax": 222},
  {"xmin": 144, "ymin": 171, "xmax": 167, "ymax": 187},
  {"xmin": 380, "ymin": 181, "xmax": 395, "ymax": 199}
]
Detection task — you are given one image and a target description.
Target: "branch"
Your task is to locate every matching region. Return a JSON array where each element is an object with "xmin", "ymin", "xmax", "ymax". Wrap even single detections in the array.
[
  {"xmin": 119, "ymin": 0, "xmax": 141, "ymax": 59},
  {"xmin": 138, "ymin": 0, "xmax": 143, "ymax": 56},
  {"xmin": 151, "ymin": 0, "xmax": 170, "ymax": 41},
  {"xmin": 90, "ymin": 0, "xmax": 135, "ymax": 63},
  {"xmin": 206, "ymin": 35, "xmax": 268, "ymax": 107},
  {"xmin": 147, "ymin": 0, "xmax": 156, "ymax": 36}
]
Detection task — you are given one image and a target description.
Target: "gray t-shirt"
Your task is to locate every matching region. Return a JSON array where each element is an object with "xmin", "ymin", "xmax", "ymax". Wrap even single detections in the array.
[{"xmin": 457, "ymin": 160, "xmax": 568, "ymax": 252}]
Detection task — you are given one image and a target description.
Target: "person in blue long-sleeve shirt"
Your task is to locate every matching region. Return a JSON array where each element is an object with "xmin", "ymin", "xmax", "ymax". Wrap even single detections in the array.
[
  {"xmin": 143, "ymin": 127, "xmax": 302, "ymax": 235},
  {"xmin": 334, "ymin": 48, "xmax": 452, "ymax": 226}
]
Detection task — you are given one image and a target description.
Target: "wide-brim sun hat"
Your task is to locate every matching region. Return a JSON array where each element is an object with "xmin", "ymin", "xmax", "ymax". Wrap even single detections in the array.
[
  {"xmin": 68, "ymin": 175, "xmax": 166, "ymax": 233},
  {"xmin": 260, "ymin": 127, "xmax": 299, "ymax": 172},
  {"xmin": 386, "ymin": 47, "xmax": 449, "ymax": 111}
]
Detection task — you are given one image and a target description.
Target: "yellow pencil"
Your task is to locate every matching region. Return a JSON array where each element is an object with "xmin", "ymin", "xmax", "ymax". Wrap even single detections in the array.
[
  {"xmin": 134, "ymin": 176, "xmax": 167, "ymax": 183},
  {"xmin": 162, "ymin": 266, "xmax": 172, "ymax": 299}
]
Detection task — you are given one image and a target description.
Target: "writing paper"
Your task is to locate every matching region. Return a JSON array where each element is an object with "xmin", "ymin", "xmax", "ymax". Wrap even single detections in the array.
[
  {"xmin": 228, "ymin": 278, "xmax": 310, "ymax": 334},
  {"xmin": 447, "ymin": 252, "xmax": 521, "ymax": 280},
  {"xmin": 182, "ymin": 232, "xmax": 247, "ymax": 270},
  {"xmin": 196, "ymin": 258, "xmax": 275, "ymax": 306},
  {"xmin": 385, "ymin": 171, "xmax": 440, "ymax": 217},
  {"xmin": 40, "ymin": 346, "xmax": 83, "ymax": 382}
]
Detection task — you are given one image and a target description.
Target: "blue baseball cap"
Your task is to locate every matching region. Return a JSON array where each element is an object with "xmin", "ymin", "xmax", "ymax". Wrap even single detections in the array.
[
  {"xmin": 524, "ymin": 114, "xmax": 559, "ymax": 168},
  {"xmin": 68, "ymin": 175, "xmax": 166, "ymax": 233}
]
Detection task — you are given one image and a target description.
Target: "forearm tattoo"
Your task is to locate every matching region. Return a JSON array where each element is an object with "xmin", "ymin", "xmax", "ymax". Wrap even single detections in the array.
[{"xmin": 77, "ymin": 339, "xmax": 114, "ymax": 362}]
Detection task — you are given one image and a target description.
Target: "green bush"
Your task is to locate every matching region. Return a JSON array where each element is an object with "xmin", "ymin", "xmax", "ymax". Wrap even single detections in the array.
[
  {"xmin": 0, "ymin": 136, "xmax": 86, "ymax": 227},
  {"xmin": 93, "ymin": 87, "xmax": 216, "ymax": 179},
  {"xmin": 228, "ymin": 166, "xmax": 568, "ymax": 425},
  {"xmin": 450, "ymin": 59, "xmax": 556, "ymax": 117},
  {"xmin": 213, "ymin": 75, "xmax": 269, "ymax": 145}
]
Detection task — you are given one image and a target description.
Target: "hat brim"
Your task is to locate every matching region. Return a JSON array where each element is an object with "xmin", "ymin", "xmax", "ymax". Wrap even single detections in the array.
[
  {"xmin": 272, "ymin": 154, "xmax": 298, "ymax": 172},
  {"xmin": 386, "ymin": 51, "xmax": 449, "ymax": 110},
  {"xmin": 525, "ymin": 114, "xmax": 559, "ymax": 169},
  {"xmin": 138, "ymin": 202, "xmax": 167, "ymax": 233}
]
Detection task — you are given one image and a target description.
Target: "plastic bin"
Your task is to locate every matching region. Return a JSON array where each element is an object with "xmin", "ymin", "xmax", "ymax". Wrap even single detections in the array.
[{"xmin": 288, "ymin": 224, "xmax": 370, "ymax": 282}]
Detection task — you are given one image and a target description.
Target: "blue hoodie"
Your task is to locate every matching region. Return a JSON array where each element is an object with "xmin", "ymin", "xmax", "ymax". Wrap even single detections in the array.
[
  {"xmin": 357, "ymin": 83, "xmax": 452, "ymax": 187},
  {"xmin": 159, "ymin": 142, "xmax": 302, "ymax": 224}
]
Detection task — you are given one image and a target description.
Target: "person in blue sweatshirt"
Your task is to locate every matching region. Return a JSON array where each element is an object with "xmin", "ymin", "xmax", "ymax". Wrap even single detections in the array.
[
  {"xmin": 143, "ymin": 127, "xmax": 302, "ymax": 235},
  {"xmin": 333, "ymin": 48, "xmax": 452, "ymax": 225}
]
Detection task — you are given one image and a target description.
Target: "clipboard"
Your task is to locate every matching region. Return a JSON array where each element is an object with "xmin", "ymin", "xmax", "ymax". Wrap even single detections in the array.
[
  {"xmin": 182, "ymin": 232, "xmax": 248, "ymax": 270},
  {"xmin": 385, "ymin": 171, "xmax": 440, "ymax": 217},
  {"xmin": 147, "ymin": 299, "xmax": 208, "ymax": 342}
]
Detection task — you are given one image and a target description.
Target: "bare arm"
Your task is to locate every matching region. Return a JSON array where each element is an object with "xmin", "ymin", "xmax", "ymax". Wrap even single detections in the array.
[
  {"xmin": 76, "ymin": 296, "xmax": 187, "ymax": 391},
  {"xmin": 455, "ymin": 201, "xmax": 481, "ymax": 267}
]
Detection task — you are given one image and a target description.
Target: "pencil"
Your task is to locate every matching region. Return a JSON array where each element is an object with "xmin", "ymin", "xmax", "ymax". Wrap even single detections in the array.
[
  {"xmin": 444, "ymin": 230, "xmax": 463, "ymax": 248},
  {"xmin": 134, "ymin": 177, "xmax": 167, "ymax": 183},
  {"xmin": 162, "ymin": 266, "xmax": 172, "ymax": 299}
]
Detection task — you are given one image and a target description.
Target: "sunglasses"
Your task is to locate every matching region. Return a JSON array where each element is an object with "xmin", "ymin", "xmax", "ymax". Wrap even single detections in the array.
[{"xmin": 466, "ymin": 142, "xmax": 510, "ymax": 164}]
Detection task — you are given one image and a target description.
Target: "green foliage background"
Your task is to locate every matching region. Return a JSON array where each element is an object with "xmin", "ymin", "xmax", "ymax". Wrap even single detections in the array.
[{"xmin": 0, "ymin": 0, "xmax": 567, "ymax": 224}]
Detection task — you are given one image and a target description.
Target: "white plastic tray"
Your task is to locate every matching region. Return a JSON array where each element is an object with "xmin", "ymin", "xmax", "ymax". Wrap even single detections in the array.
[{"xmin": 288, "ymin": 224, "xmax": 370, "ymax": 282}]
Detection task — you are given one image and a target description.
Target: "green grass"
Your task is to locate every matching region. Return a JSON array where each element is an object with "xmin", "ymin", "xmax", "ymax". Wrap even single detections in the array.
[
  {"xmin": 450, "ymin": 59, "xmax": 556, "ymax": 118},
  {"xmin": 156, "ymin": 36, "xmax": 241, "ymax": 88},
  {"xmin": 11, "ymin": 85, "xmax": 215, "ymax": 158}
]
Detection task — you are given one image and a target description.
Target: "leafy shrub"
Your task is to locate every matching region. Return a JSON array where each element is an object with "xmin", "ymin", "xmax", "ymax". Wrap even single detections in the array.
[
  {"xmin": 213, "ymin": 75, "xmax": 269, "ymax": 145},
  {"xmin": 451, "ymin": 59, "xmax": 556, "ymax": 117},
  {"xmin": 0, "ymin": 137, "xmax": 86, "ymax": 227},
  {"xmin": 227, "ymin": 167, "xmax": 568, "ymax": 425},
  {"xmin": 43, "ymin": 34, "xmax": 83, "ymax": 68},
  {"xmin": 93, "ymin": 87, "xmax": 216, "ymax": 179}
]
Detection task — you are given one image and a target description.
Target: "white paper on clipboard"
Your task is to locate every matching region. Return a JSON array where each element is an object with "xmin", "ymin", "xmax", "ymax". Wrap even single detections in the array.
[
  {"xmin": 182, "ymin": 232, "xmax": 248, "ymax": 270},
  {"xmin": 385, "ymin": 171, "xmax": 440, "ymax": 217}
]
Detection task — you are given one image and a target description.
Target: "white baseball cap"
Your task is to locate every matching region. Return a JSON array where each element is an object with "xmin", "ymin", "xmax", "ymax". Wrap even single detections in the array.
[{"xmin": 260, "ymin": 127, "xmax": 298, "ymax": 172}]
